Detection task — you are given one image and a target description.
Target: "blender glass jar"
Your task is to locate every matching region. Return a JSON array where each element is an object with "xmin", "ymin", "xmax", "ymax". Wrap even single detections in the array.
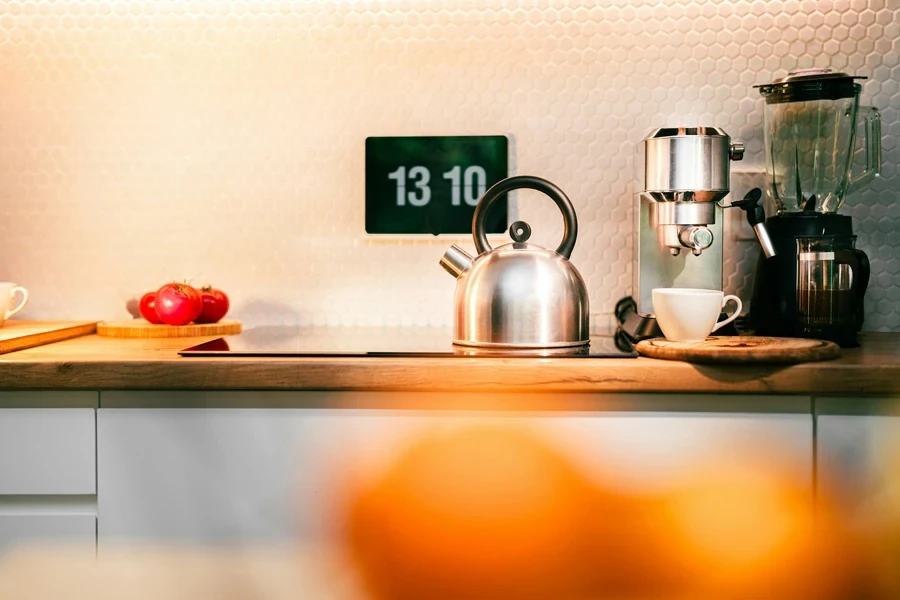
[{"xmin": 756, "ymin": 69, "xmax": 881, "ymax": 214}]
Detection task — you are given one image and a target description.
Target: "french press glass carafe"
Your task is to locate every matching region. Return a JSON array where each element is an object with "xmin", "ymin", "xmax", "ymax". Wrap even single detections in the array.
[
  {"xmin": 795, "ymin": 235, "xmax": 869, "ymax": 347},
  {"xmin": 756, "ymin": 68, "xmax": 881, "ymax": 214}
]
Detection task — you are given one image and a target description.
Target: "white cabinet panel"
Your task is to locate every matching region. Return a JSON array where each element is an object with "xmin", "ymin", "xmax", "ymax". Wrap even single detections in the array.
[
  {"xmin": 0, "ymin": 515, "xmax": 96, "ymax": 556},
  {"xmin": 0, "ymin": 409, "xmax": 96, "ymax": 495},
  {"xmin": 98, "ymin": 400, "xmax": 812, "ymax": 546},
  {"xmin": 99, "ymin": 408, "xmax": 408, "ymax": 544},
  {"xmin": 532, "ymin": 411, "xmax": 812, "ymax": 495},
  {"xmin": 817, "ymin": 414, "xmax": 900, "ymax": 517}
]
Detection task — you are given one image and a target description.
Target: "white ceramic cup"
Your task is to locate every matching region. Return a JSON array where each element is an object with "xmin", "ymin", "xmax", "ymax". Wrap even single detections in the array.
[
  {"xmin": 0, "ymin": 282, "xmax": 29, "ymax": 327},
  {"xmin": 652, "ymin": 288, "xmax": 742, "ymax": 343}
]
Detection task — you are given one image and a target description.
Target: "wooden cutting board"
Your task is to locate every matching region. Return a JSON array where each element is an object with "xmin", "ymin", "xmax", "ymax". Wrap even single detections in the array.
[
  {"xmin": 97, "ymin": 319, "xmax": 242, "ymax": 338},
  {"xmin": 635, "ymin": 336, "xmax": 841, "ymax": 364},
  {"xmin": 0, "ymin": 320, "xmax": 98, "ymax": 355}
]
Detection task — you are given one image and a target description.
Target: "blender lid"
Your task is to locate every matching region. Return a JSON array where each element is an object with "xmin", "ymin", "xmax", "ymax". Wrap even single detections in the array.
[
  {"xmin": 754, "ymin": 68, "xmax": 867, "ymax": 103},
  {"xmin": 767, "ymin": 68, "xmax": 864, "ymax": 84}
]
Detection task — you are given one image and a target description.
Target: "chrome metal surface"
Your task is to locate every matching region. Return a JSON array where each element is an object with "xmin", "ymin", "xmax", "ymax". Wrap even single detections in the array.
[
  {"xmin": 754, "ymin": 223, "xmax": 777, "ymax": 259},
  {"xmin": 650, "ymin": 200, "xmax": 716, "ymax": 226},
  {"xmin": 799, "ymin": 251, "xmax": 836, "ymax": 261},
  {"xmin": 679, "ymin": 226, "xmax": 714, "ymax": 255},
  {"xmin": 658, "ymin": 224, "xmax": 682, "ymax": 250},
  {"xmin": 646, "ymin": 126, "xmax": 727, "ymax": 137},
  {"xmin": 442, "ymin": 175, "xmax": 590, "ymax": 348},
  {"xmin": 440, "ymin": 244, "xmax": 473, "ymax": 278},
  {"xmin": 452, "ymin": 343, "xmax": 591, "ymax": 356},
  {"xmin": 729, "ymin": 143, "xmax": 745, "ymax": 161},
  {"xmin": 450, "ymin": 242, "xmax": 590, "ymax": 347},
  {"xmin": 652, "ymin": 203, "xmax": 715, "ymax": 253},
  {"xmin": 639, "ymin": 127, "xmax": 743, "ymax": 204}
]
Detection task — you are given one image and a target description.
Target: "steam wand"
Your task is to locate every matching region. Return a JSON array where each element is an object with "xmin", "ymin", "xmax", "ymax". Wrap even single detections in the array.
[{"xmin": 726, "ymin": 188, "xmax": 776, "ymax": 259}]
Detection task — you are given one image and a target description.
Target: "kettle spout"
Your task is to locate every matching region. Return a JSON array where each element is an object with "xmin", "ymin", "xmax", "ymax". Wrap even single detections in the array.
[{"xmin": 440, "ymin": 245, "xmax": 473, "ymax": 278}]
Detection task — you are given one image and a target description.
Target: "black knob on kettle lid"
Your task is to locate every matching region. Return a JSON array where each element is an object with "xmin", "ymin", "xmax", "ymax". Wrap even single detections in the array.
[{"xmin": 509, "ymin": 221, "xmax": 532, "ymax": 243}]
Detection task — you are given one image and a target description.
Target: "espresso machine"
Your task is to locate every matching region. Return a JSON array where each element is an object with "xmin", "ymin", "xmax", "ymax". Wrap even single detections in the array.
[
  {"xmin": 747, "ymin": 69, "xmax": 880, "ymax": 347},
  {"xmin": 617, "ymin": 127, "xmax": 744, "ymax": 342}
]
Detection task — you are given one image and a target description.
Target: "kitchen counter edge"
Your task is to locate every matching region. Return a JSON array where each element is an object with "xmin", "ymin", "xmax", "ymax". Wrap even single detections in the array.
[{"xmin": 0, "ymin": 333, "xmax": 897, "ymax": 396}]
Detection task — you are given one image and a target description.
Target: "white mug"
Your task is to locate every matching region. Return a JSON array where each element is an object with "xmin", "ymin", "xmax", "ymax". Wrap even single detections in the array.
[
  {"xmin": 652, "ymin": 288, "xmax": 742, "ymax": 343},
  {"xmin": 0, "ymin": 282, "xmax": 29, "ymax": 327}
]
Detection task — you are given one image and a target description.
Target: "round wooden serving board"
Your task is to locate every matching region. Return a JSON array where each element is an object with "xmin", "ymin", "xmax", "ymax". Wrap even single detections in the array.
[
  {"xmin": 635, "ymin": 336, "xmax": 840, "ymax": 364},
  {"xmin": 97, "ymin": 319, "xmax": 242, "ymax": 338}
]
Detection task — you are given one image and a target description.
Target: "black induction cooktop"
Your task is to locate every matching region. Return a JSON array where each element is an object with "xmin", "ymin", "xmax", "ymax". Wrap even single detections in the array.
[{"xmin": 179, "ymin": 326, "xmax": 637, "ymax": 358}]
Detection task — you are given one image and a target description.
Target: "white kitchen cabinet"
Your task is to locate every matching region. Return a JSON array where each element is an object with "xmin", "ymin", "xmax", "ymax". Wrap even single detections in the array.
[
  {"xmin": 0, "ymin": 397, "xmax": 98, "ymax": 557},
  {"xmin": 815, "ymin": 397, "xmax": 900, "ymax": 523},
  {"xmin": 0, "ymin": 515, "xmax": 96, "ymax": 556},
  {"xmin": 0, "ymin": 408, "xmax": 96, "ymax": 495},
  {"xmin": 97, "ymin": 392, "xmax": 813, "ymax": 547}
]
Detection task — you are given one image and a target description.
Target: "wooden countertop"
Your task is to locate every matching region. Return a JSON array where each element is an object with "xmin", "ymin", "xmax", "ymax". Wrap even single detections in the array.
[{"xmin": 0, "ymin": 331, "xmax": 897, "ymax": 395}]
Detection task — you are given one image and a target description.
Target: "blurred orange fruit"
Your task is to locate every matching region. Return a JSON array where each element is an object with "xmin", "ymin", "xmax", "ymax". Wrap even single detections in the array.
[
  {"xmin": 648, "ymin": 460, "xmax": 866, "ymax": 600},
  {"xmin": 344, "ymin": 424, "xmax": 600, "ymax": 600},
  {"xmin": 342, "ymin": 424, "xmax": 868, "ymax": 600}
]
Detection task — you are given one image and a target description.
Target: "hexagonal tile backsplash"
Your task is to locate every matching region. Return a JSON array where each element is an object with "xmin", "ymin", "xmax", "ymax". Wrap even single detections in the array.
[{"xmin": 0, "ymin": 0, "xmax": 897, "ymax": 332}]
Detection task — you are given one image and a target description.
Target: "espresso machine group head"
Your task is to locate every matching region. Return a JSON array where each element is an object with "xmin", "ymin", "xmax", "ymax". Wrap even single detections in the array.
[{"xmin": 617, "ymin": 127, "xmax": 744, "ymax": 342}]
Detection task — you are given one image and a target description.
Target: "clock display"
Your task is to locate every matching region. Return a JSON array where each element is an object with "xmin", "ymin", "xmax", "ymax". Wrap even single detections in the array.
[{"xmin": 365, "ymin": 135, "xmax": 509, "ymax": 235}]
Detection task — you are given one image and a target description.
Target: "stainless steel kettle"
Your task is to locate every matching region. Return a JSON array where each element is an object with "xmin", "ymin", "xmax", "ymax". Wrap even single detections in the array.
[{"xmin": 440, "ymin": 175, "xmax": 589, "ymax": 349}]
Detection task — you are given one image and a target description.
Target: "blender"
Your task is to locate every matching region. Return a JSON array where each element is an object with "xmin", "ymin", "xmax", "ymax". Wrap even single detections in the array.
[{"xmin": 747, "ymin": 68, "xmax": 881, "ymax": 347}]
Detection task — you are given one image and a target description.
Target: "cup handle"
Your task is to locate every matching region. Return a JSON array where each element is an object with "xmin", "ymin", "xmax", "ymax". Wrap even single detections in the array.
[
  {"xmin": 5, "ymin": 286, "xmax": 29, "ymax": 320},
  {"xmin": 712, "ymin": 295, "xmax": 743, "ymax": 333}
]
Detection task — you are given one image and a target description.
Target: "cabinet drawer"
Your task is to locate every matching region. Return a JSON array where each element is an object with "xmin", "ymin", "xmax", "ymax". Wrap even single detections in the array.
[
  {"xmin": 0, "ymin": 515, "xmax": 96, "ymax": 555},
  {"xmin": 0, "ymin": 409, "xmax": 96, "ymax": 495}
]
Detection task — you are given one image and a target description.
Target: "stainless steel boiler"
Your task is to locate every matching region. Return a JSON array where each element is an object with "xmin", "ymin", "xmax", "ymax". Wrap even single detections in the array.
[{"xmin": 616, "ymin": 127, "xmax": 744, "ymax": 342}]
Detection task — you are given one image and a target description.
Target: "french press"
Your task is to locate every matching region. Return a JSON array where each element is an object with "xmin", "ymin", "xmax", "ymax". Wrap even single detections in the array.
[{"xmin": 795, "ymin": 235, "xmax": 869, "ymax": 347}]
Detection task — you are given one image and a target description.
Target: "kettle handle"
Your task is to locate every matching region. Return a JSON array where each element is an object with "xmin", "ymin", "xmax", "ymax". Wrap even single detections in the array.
[{"xmin": 473, "ymin": 175, "xmax": 578, "ymax": 259}]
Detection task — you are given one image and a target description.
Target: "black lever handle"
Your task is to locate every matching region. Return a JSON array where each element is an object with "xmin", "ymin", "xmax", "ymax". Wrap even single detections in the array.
[{"xmin": 728, "ymin": 187, "xmax": 765, "ymax": 225}]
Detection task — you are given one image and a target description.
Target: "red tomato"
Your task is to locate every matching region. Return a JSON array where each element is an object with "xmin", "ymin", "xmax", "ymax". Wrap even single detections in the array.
[
  {"xmin": 196, "ymin": 286, "xmax": 230, "ymax": 324},
  {"xmin": 138, "ymin": 291, "xmax": 164, "ymax": 324},
  {"xmin": 154, "ymin": 283, "xmax": 202, "ymax": 326}
]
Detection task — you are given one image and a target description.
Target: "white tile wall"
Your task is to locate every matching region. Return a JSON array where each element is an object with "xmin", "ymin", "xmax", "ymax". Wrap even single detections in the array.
[{"xmin": 0, "ymin": 0, "xmax": 897, "ymax": 331}]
